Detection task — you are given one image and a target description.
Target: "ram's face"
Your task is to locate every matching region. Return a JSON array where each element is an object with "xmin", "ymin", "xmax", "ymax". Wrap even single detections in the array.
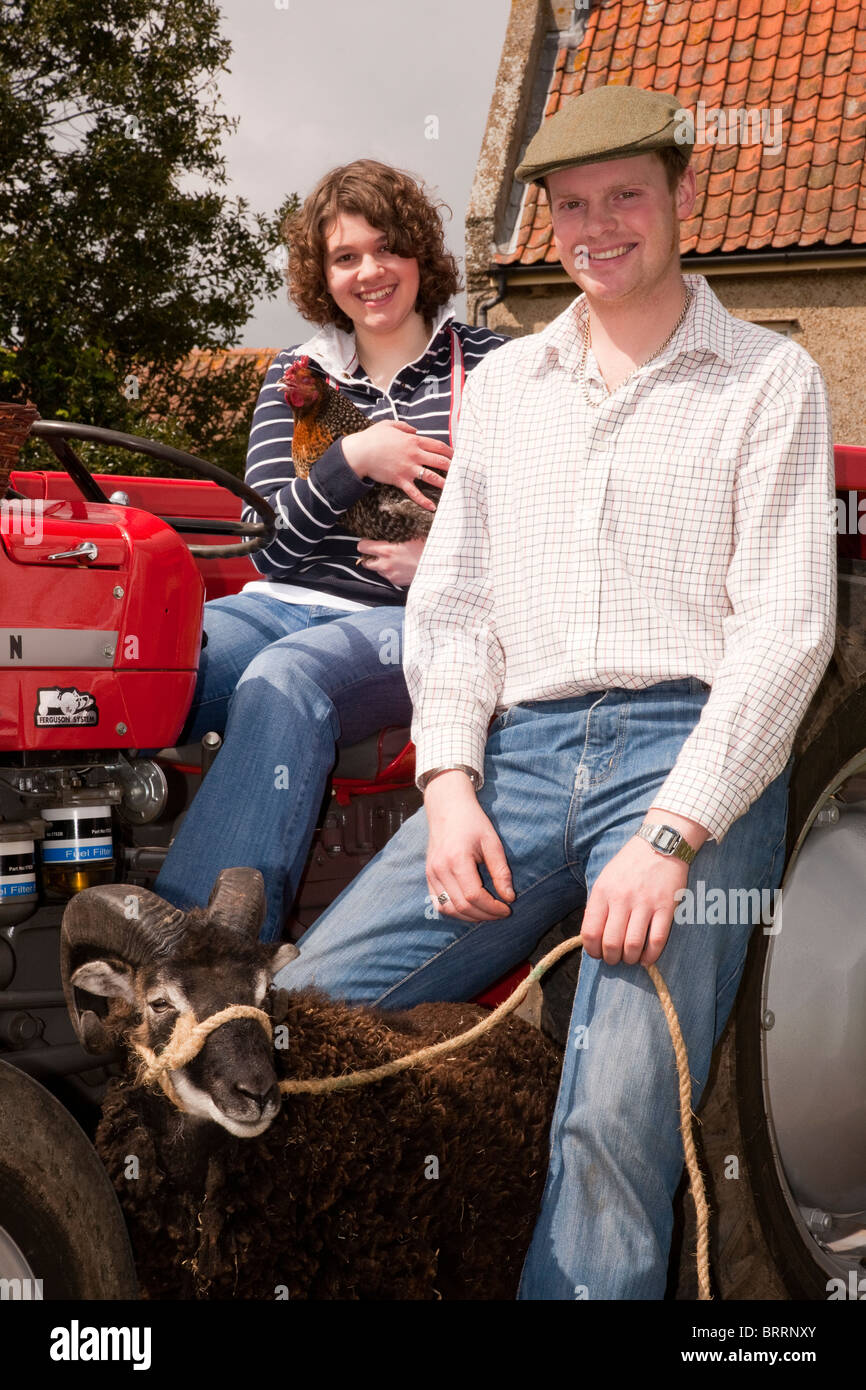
[
  {"xmin": 71, "ymin": 944, "xmax": 295, "ymax": 1138},
  {"xmin": 62, "ymin": 869, "xmax": 300, "ymax": 1138},
  {"xmin": 132, "ymin": 960, "xmax": 282, "ymax": 1137}
]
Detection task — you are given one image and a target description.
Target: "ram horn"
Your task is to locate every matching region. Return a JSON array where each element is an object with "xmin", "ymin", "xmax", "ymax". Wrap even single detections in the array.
[
  {"xmin": 60, "ymin": 884, "xmax": 187, "ymax": 1053},
  {"xmin": 204, "ymin": 867, "xmax": 267, "ymax": 938}
]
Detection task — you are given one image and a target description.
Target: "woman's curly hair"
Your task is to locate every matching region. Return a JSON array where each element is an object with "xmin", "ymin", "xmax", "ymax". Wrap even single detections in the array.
[{"xmin": 282, "ymin": 159, "xmax": 462, "ymax": 332}]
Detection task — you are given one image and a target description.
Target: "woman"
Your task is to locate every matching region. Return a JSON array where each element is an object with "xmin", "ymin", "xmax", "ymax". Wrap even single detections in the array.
[{"xmin": 154, "ymin": 159, "xmax": 507, "ymax": 941}]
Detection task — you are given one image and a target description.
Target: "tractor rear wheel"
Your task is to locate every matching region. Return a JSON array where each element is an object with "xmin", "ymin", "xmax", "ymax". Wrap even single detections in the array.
[
  {"xmin": 0, "ymin": 1059, "xmax": 137, "ymax": 1299},
  {"xmin": 533, "ymin": 688, "xmax": 866, "ymax": 1300},
  {"xmin": 690, "ymin": 689, "xmax": 866, "ymax": 1300}
]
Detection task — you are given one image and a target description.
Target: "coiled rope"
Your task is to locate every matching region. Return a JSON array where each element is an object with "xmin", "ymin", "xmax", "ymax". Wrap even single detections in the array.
[{"xmin": 131, "ymin": 934, "xmax": 711, "ymax": 1300}]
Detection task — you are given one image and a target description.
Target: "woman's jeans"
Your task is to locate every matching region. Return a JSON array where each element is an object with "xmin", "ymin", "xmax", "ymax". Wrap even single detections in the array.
[
  {"xmin": 153, "ymin": 593, "xmax": 412, "ymax": 941},
  {"xmin": 274, "ymin": 678, "xmax": 793, "ymax": 1300}
]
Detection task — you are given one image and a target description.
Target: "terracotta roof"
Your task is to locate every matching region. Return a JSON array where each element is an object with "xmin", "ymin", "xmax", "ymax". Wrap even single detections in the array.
[
  {"xmin": 497, "ymin": 0, "xmax": 866, "ymax": 266},
  {"xmin": 178, "ymin": 347, "xmax": 277, "ymax": 384},
  {"xmin": 146, "ymin": 348, "xmax": 277, "ymax": 435}
]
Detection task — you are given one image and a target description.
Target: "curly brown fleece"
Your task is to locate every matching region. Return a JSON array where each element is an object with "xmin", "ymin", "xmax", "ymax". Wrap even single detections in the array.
[{"xmin": 96, "ymin": 988, "xmax": 562, "ymax": 1300}]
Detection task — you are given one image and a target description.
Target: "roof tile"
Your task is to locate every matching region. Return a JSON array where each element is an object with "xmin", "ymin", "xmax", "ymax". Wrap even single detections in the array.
[
  {"xmin": 753, "ymin": 186, "xmax": 781, "ymax": 217},
  {"xmin": 756, "ymin": 0, "xmax": 787, "ymax": 26},
  {"xmin": 806, "ymin": 180, "xmax": 837, "ymax": 209},
  {"xmin": 497, "ymin": 1, "xmax": 866, "ymax": 270},
  {"xmin": 812, "ymin": 136, "xmax": 843, "ymax": 167},
  {"xmin": 724, "ymin": 58, "xmax": 754, "ymax": 95},
  {"xmin": 707, "ymin": 32, "xmax": 736, "ymax": 63},
  {"xmin": 700, "ymin": 75, "xmax": 729, "ymax": 105},
  {"xmin": 709, "ymin": 141, "xmax": 742, "ymax": 174},
  {"xmin": 753, "ymin": 31, "xmax": 782, "ymax": 61},
  {"xmin": 784, "ymin": 156, "xmax": 811, "ymax": 194},
  {"xmin": 803, "ymin": 25, "xmax": 835, "ymax": 59},
  {"xmin": 793, "ymin": 92, "xmax": 821, "ymax": 121},
  {"xmin": 801, "ymin": 209, "xmax": 832, "ymax": 238},
  {"xmin": 831, "ymin": 182, "xmax": 858, "ymax": 210},
  {"xmin": 681, "ymin": 38, "xmax": 709, "ymax": 65},
  {"xmin": 820, "ymin": 74, "xmax": 851, "ymax": 103},
  {"xmin": 746, "ymin": 56, "xmax": 777, "ymax": 90},
  {"xmin": 757, "ymin": 157, "xmax": 787, "ymax": 191},
  {"xmin": 831, "ymin": 47, "xmax": 859, "ymax": 75},
  {"xmin": 836, "ymin": 133, "xmax": 866, "ymax": 168},
  {"xmin": 663, "ymin": 1, "xmax": 692, "ymax": 25},
  {"xmin": 728, "ymin": 208, "xmax": 761, "ymax": 239}
]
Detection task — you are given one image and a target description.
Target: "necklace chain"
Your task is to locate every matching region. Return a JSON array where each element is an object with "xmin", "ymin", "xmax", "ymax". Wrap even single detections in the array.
[{"xmin": 580, "ymin": 282, "xmax": 693, "ymax": 406}]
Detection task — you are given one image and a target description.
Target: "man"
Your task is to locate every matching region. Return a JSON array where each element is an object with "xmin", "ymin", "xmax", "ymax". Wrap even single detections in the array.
[{"xmin": 275, "ymin": 85, "xmax": 837, "ymax": 1298}]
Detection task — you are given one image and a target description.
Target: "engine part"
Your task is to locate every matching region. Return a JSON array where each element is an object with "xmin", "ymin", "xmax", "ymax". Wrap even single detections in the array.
[
  {"xmin": 0, "ymin": 819, "xmax": 44, "ymax": 926},
  {"xmin": 40, "ymin": 790, "xmax": 115, "ymax": 896},
  {"xmin": 106, "ymin": 757, "xmax": 168, "ymax": 824}
]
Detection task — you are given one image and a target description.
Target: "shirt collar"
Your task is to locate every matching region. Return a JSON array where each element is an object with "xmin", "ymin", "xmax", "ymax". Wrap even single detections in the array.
[
  {"xmin": 539, "ymin": 274, "xmax": 736, "ymax": 381},
  {"xmin": 293, "ymin": 301, "xmax": 456, "ymax": 386}
]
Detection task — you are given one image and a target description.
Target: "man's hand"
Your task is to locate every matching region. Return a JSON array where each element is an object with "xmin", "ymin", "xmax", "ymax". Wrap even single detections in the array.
[
  {"xmin": 356, "ymin": 536, "xmax": 425, "ymax": 586},
  {"xmin": 580, "ymin": 808, "xmax": 709, "ymax": 967},
  {"xmin": 423, "ymin": 771, "xmax": 515, "ymax": 921}
]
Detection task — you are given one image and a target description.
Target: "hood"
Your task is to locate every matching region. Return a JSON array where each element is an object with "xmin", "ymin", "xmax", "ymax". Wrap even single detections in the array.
[{"xmin": 292, "ymin": 301, "xmax": 456, "ymax": 386}]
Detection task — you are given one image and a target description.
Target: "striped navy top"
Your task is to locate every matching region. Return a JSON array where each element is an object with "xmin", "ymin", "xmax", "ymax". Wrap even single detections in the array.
[{"xmin": 241, "ymin": 307, "xmax": 508, "ymax": 607}]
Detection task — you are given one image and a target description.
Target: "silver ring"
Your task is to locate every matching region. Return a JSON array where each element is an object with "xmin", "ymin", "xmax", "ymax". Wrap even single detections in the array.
[
  {"xmin": 437, "ymin": 891, "xmax": 450, "ymax": 905},
  {"xmin": 418, "ymin": 465, "xmax": 426, "ymax": 479}
]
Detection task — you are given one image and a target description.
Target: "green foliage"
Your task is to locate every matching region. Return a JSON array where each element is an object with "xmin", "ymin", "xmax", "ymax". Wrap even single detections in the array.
[{"xmin": 0, "ymin": 1, "xmax": 296, "ymax": 479}]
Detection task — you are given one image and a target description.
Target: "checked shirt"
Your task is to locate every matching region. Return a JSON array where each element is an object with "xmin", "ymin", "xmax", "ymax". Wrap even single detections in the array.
[{"xmin": 403, "ymin": 273, "xmax": 837, "ymax": 842}]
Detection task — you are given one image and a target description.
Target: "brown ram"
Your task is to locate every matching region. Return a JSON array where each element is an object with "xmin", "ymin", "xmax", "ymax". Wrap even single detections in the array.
[{"xmin": 62, "ymin": 868, "xmax": 561, "ymax": 1299}]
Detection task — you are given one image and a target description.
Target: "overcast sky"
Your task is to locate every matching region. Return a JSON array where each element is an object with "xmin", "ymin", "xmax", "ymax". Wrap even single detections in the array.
[{"xmin": 216, "ymin": 0, "xmax": 512, "ymax": 348}]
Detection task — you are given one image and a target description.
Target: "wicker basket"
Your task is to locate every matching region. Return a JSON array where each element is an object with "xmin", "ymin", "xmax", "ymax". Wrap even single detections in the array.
[{"xmin": 0, "ymin": 402, "xmax": 39, "ymax": 491}]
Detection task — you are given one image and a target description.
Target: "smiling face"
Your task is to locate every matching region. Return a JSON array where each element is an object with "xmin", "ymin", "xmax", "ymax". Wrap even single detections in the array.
[
  {"xmin": 323, "ymin": 211, "xmax": 422, "ymax": 338},
  {"xmin": 546, "ymin": 153, "xmax": 696, "ymax": 307}
]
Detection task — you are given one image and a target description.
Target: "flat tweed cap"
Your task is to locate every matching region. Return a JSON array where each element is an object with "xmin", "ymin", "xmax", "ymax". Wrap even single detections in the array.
[{"xmin": 515, "ymin": 84, "xmax": 692, "ymax": 186}]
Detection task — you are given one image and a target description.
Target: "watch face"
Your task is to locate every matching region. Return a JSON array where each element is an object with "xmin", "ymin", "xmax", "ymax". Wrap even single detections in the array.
[{"xmin": 653, "ymin": 827, "xmax": 679, "ymax": 853}]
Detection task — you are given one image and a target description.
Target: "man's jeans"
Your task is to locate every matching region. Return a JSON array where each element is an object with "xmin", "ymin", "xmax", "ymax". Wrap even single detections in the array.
[
  {"xmin": 154, "ymin": 593, "xmax": 412, "ymax": 941},
  {"xmin": 274, "ymin": 678, "xmax": 793, "ymax": 1299}
]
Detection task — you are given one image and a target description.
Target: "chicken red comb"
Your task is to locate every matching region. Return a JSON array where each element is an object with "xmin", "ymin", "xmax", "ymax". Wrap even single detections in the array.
[{"xmin": 280, "ymin": 355, "xmax": 310, "ymax": 383}]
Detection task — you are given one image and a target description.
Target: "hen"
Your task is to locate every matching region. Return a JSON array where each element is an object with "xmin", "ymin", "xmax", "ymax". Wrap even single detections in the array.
[{"xmin": 280, "ymin": 356, "xmax": 438, "ymax": 542}]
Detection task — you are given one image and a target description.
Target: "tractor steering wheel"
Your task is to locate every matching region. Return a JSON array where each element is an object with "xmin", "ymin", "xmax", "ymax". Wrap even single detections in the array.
[{"xmin": 29, "ymin": 420, "xmax": 276, "ymax": 558}]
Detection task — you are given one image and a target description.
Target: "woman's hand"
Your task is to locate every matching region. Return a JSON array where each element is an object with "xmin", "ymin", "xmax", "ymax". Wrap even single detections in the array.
[
  {"xmin": 342, "ymin": 421, "xmax": 451, "ymax": 511},
  {"xmin": 356, "ymin": 536, "xmax": 425, "ymax": 586}
]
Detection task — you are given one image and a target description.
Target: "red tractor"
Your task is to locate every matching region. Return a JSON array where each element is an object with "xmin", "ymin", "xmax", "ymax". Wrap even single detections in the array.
[{"xmin": 0, "ymin": 403, "xmax": 863, "ymax": 1300}]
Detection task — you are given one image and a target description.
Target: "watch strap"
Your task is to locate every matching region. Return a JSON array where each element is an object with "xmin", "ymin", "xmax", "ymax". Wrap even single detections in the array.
[
  {"xmin": 418, "ymin": 765, "xmax": 480, "ymax": 793},
  {"xmin": 635, "ymin": 822, "xmax": 697, "ymax": 865}
]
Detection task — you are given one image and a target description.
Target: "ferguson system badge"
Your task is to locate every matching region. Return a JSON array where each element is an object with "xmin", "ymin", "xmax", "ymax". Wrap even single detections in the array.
[{"xmin": 35, "ymin": 686, "xmax": 99, "ymax": 727}]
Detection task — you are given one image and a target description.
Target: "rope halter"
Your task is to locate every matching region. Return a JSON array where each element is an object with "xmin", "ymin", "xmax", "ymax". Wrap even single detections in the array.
[{"xmin": 131, "ymin": 1004, "xmax": 273, "ymax": 1111}]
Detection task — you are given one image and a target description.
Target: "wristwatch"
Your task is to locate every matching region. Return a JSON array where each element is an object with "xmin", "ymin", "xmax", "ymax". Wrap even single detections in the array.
[
  {"xmin": 417, "ymin": 765, "xmax": 480, "ymax": 793},
  {"xmin": 635, "ymin": 822, "xmax": 697, "ymax": 865}
]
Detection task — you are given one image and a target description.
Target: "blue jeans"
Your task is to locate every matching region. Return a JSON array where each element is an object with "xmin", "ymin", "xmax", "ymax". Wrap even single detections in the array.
[
  {"xmin": 274, "ymin": 678, "xmax": 792, "ymax": 1299},
  {"xmin": 154, "ymin": 593, "xmax": 412, "ymax": 941}
]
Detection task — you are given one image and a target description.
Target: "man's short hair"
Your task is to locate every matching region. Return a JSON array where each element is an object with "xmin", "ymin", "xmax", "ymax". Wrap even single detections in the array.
[{"xmin": 656, "ymin": 144, "xmax": 691, "ymax": 192}]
